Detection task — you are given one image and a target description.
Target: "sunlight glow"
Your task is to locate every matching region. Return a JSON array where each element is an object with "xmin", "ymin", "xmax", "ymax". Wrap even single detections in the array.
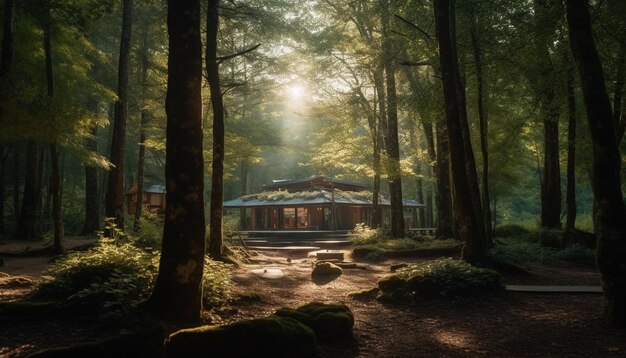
[{"xmin": 286, "ymin": 85, "xmax": 305, "ymax": 99}]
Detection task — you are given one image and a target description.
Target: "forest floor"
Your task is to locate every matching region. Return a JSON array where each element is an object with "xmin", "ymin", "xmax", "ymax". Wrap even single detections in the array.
[{"xmin": 1, "ymin": 239, "xmax": 625, "ymax": 357}]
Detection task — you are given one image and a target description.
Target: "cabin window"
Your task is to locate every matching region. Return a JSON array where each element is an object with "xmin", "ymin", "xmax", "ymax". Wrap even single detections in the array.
[{"xmin": 283, "ymin": 208, "xmax": 296, "ymax": 228}]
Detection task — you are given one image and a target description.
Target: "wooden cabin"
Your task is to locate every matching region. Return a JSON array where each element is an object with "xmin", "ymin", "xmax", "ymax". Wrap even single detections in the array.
[
  {"xmin": 223, "ymin": 176, "xmax": 424, "ymax": 231},
  {"xmin": 126, "ymin": 184, "xmax": 166, "ymax": 215}
]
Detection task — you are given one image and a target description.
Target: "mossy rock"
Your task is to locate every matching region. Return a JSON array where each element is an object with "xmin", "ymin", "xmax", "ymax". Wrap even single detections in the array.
[
  {"xmin": 352, "ymin": 247, "xmax": 377, "ymax": 258},
  {"xmin": 311, "ymin": 262, "xmax": 342, "ymax": 277},
  {"xmin": 378, "ymin": 274, "xmax": 406, "ymax": 292},
  {"xmin": 166, "ymin": 316, "xmax": 317, "ymax": 358},
  {"xmin": 347, "ymin": 287, "xmax": 380, "ymax": 300},
  {"xmin": 29, "ymin": 327, "xmax": 166, "ymax": 358},
  {"xmin": 274, "ymin": 302, "xmax": 354, "ymax": 340}
]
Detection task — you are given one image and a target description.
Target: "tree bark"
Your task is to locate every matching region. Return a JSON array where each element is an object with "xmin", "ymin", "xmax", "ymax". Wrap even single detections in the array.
[
  {"xmin": 422, "ymin": 122, "xmax": 436, "ymax": 228},
  {"xmin": 435, "ymin": 0, "xmax": 487, "ymax": 263},
  {"xmin": 207, "ymin": 0, "xmax": 225, "ymax": 260},
  {"xmin": 567, "ymin": 0, "xmax": 626, "ymax": 327},
  {"xmin": 106, "ymin": 0, "xmax": 132, "ymax": 230},
  {"xmin": 435, "ymin": 121, "xmax": 453, "ymax": 238},
  {"xmin": 147, "ymin": 0, "xmax": 205, "ymax": 323},
  {"xmin": 0, "ymin": 0, "xmax": 15, "ymax": 235},
  {"xmin": 16, "ymin": 142, "xmax": 40, "ymax": 240},
  {"xmin": 134, "ymin": 26, "xmax": 150, "ymax": 233},
  {"xmin": 613, "ymin": 43, "xmax": 625, "ymax": 143},
  {"xmin": 381, "ymin": 0, "xmax": 404, "ymax": 238},
  {"xmin": 469, "ymin": 6, "xmax": 492, "ymax": 243},
  {"xmin": 43, "ymin": 5, "xmax": 63, "ymax": 253},
  {"xmin": 564, "ymin": 59, "xmax": 577, "ymax": 235},
  {"xmin": 533, "ymin": 0, "xmax": 562, "ymax": 230},
  {"xmin": 372, "ymin": 67, "xmax": 387, "ymax": 230}
]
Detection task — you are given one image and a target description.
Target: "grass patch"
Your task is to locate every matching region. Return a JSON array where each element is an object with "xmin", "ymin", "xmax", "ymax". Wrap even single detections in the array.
[
  {"xmin": 350, "ymin": 224, "xmax": 458, "ymax": 261},
  {"xmin": 489, "ymin": 237, "xmax": 595, "ymax": 266}
]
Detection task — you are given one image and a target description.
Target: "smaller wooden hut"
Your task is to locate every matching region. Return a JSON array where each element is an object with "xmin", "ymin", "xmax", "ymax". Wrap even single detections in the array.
[{"xmin": 126, "ymin": 184, "xmax": 166, "ymax": 215}]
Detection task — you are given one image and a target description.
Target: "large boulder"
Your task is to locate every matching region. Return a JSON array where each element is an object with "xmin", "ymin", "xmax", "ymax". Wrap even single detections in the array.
[
  {"xmin": 166, "ymin": 316, "xmax": 317, "ymax": 358},
  {"xmin": 311, "ymin": 262, "xmax": 342, "ymax": 277}
]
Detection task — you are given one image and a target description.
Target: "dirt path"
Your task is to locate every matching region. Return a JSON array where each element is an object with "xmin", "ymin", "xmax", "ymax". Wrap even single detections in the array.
[{"xmin": 1, "ymin": 245, "xmax": 625, "ymax": 357}]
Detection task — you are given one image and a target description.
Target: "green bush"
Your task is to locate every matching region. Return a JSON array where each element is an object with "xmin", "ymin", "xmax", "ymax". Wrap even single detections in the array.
[
  {"xmin": 132, "ymin": 209, "xmax": 163, "ymax": 249},
  {"xmin": 377, "ymin": 259, "xmax": 501, "ymax": 302},
  {"xmin": 349, "ymin": 223, "xmax": 387, "ymax": 246},
  {"xmin": 32, "ymin": 239, "xmax": 158, "ymax": 305},
  {"xmin": 31, "ymin": 226, "xmax": 232, "ymax": 310},
  {"xmin": 202, "ymin": 257, "xmax": 232, "ymax": 307}
]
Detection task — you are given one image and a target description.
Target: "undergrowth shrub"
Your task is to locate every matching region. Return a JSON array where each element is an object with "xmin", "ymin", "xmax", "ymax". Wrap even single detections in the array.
[
  {"xmin": 494, "ymin": 224, "xmax": 532, "ymax": 239},
  {"xmin": 378, "ymin": 259, "xmax": 501, "ymax": 302},
  {"xmin": 32, "ymin": 238, "xmax": 158, "ymax": 305},
  {"xmin": 133, "ymin": 209, "xmax": 163, "ymax": 249},
  {"xmin": 349, "ymin": 224, "xmax": 387, "ymax": 246},
  {"xmin": 488, "ymin": 237, "xmax": 594, "ymax": 266},
  {"xmin": 31, "ymin": 221, "xmax": 232, "ymax": 310}
]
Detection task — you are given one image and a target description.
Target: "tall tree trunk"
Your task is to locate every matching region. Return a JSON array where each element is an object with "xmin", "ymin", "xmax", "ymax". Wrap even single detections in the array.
[
  {"xmin": 381, "ymin": 0, "xmax": 404, "ymax": 238},
  {"xmin": 134, "ymin": 26, "xmax": 150, "ymax": 233},
  {"xmin": 372, "ymin": 68, "xmax": 387, "ymax": 230},
  {"xmin": 206, "ymin": 0, "xmax": 225, "ymax": 260},
  {"xmin": 469, "ymin": 6, "xmax": 492, "ymax": 243},
  {"xmin": 134, "ymin": 110, "xmax": 147, "ymax": 232},
  {"xmin": 43, "ymin": 5, "xmax": 63, "ymax": 253},
  {"xmin": 13, "ymin": 150, "xmax": 19, "ymax": 221},
  {"xmin": 450, "ymin": 3, "xmax": 487, "ymax": 248},
  {"xmin": 106, "ymin": 0, "xmax": 132, "ymax": 230},
  {"xmin": 147, "ymin": 0, "xmax": 205, "ymax": 323},
  {"xmin": 567, "ymin": 0, "xmax": 626, "ymax": 327},
  {"xmin": 1, "ymin": 0, "xmax": 15, "ymax": 235},
  {"xmin": 564, "ymin": 58, "xmax": 577, "ymax": 235},
  {"xmin": 613, "ymin": 43, "xmax": 625, "ymax": 143},
  {"xmin": 83, "ymin": 124, "xmax": 99, "ymax": 235},
  {"xmin": 435, "ymin": 0, "xmax": 487, "ymax": 263},
  {"xmin": 423, "ymin": 122, "xmax": 436, "ymax": 228},
  {"xmin": 0, "ymin": 148, "xmax": 7, "ymax": 234},
  {"xmin": 16, "ymin": 143, "xmax": 40, "ymax": 240},
  {"xmin": 435, "ymin": 121, "xmax": 453, "ymax": 238},
  {"xmin": 533, "ymin": 0, "xmax": 562, "ymax": 230}
]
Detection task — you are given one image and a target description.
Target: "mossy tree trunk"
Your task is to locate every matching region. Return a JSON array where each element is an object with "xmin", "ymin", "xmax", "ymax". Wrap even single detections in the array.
[
  {"xmin": 566, "ymin": 0, "xmax": 626, "ymax": 328},
  {"xmin": 105, "ymin": 0, "xmax": 132, "ymax": 230},
  {"xmin": 434, "ymin": 0, "xmax": 487, "ymax": 263},
  {"xmin": 147, "ymin": 0, "xmax": 205, "ymax": 323}
]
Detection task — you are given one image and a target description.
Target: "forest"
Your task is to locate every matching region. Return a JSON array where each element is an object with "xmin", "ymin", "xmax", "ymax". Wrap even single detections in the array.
[{"xmin": 0, "ymin": 0, "xmax": 625, "ymax": 356}]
